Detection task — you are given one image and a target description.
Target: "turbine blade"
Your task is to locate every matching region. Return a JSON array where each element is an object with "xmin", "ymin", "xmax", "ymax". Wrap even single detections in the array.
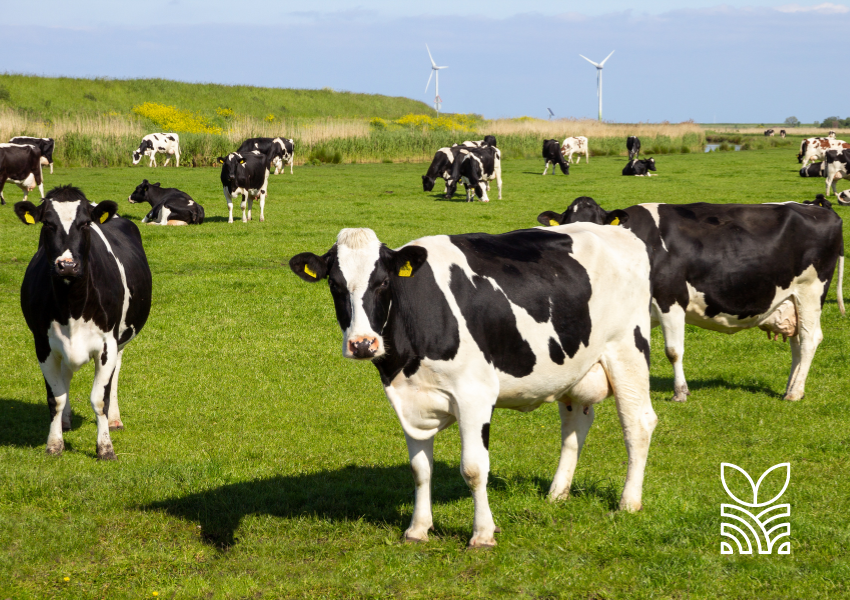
[
  {"xmin": 426, "ymin": 44, "xmax": 437, "ymax": 68},
  {"xmin": 599, "ymin": 50, "xmax": 615, "ymax": 67},
  {"xmin": 436, "ymin": 66, "xmax": 448, "ymax": 70},
  {"xmin": 425, "ymin": 69, "xmax": 434, "ymax": 93},
  {"xmin": 579, "ymin": 54, "xmax": 601, "ymax": 68}
]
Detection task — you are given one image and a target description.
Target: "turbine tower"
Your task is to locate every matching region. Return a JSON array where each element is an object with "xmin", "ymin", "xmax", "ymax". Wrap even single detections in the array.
[
  {"xmin": 425, "ymin": 44, "xmax": 448, "ymax": 112},
  {"xmin": 579, "ymin": 50, "xmax": 615, "ymax": 122}
]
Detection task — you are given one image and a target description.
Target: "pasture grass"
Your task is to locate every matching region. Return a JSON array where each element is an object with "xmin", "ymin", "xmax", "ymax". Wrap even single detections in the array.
[{"xmin": 1, "ymin": 147, "xmax": 849, "ymax": 599}]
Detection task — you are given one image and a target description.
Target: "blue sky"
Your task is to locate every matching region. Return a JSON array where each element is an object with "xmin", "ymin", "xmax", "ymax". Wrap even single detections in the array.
[{"xmin": 2, "ymin": 1, "xmax": 849, "ymax": 122}]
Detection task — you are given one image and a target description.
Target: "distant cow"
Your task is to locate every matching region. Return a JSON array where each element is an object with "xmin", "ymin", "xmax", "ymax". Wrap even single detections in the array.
[
  {"xmin": 627, "ymin": 136, "xmax": 641, "ymax": 160},
  {"xmin": 132, "ymin": 133, "xmax": 180, "ymax": 167},
  {"xmin": 289, "ymin": 224, "xmax": 656, "ymax": 547},
  {"xmin": 797, "ymin": 137, "xmax": 850, "ymax": 167},
  {"xmin": 780, "ymin": 130, "xmax": 787, "ymax": 138},
  {"xmin": 622, "ymin": 158, "xmax": 656, "ymax": 176},
  {"xmin": 14, "ymin": 185, "xmax": 152, "ymax": 459},
  {"xmin": 800, "ymin": 162, "xmax": 825, "ymax": 177},
  {"xmin": 128, "ymin": 179, "xmax": 205, "ymax": 225},
  {"xmin": 561, "ymin": 136, "xmax": 589, "ymax": 164},
  {"xmin": 237, "ymin": 137, "xmax": 294, "ymax": 175},
  {"xmin": 542, "ymin": 139, "xmax": 569, "ymax": 175},
  {"xmin": 825, "ymin": 149, "xmax": 850, "ymax": 196},
  {"xmin": 0, "ymin": 143, "xmax": 45, "ymax": 205},
  {"xmin": 829, "ymin": 131, "xmax": 837, "ymax": 139},
  {"xmin": 218, "ymin": 150, "xmax": 274, "ymax": 223},
  {"xmin": 764, "ymin": 129, "xmax": 775, "ymax": 136},
  {"xmin": 422, "ymin": 146, "xmax": 467, "ymax": 193},
  {"xmin": 538, "ymin": 196, "xmax": 845, "ymax": 402},
  {"xmin": 446, "ymin": 146, "xmax": 502, "ymax": 202},
  {"xmin": 10, "ymin": 136, "xmax": 55, "ymax": 174}
]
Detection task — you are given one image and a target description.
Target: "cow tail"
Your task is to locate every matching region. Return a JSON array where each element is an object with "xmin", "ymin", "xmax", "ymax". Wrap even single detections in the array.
[{"xmin": 838, "ymin": 252, "xmax": 845, "ymax": 316}]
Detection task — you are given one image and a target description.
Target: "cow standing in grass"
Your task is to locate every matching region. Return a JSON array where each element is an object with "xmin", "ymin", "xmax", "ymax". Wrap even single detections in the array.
[
  {"xmin": 446, "ymin": 146, "xmax": 502, "ymax": 202},
  {"xmin": 290, "ymin": 225, "xmax": 656, "ymax": 547},
  {"xmin": 422, "ymin": 146, "xmax": 466, "ymax": 193},
  {"xmin": 542, "ymin": 139, "xmax": 569, "ymax": 175},
  {"xmin": 218, "ymin": 150, "xmax": 273, "ymax": 223},
  {"xmin": 0, "ymin": 143, "xmax": 45, "ymax": 205},
  {"xmin": 237, "ymin": 137, "xmax": 295, "ymax": 175},
  {"xmin": 14, "ymin": 185, "xmax": 152, "ymax": 459},
  {"xmin": 561, "ymin": 136, "xmax": 589, "ymax": 164},
  {"xmin": 10, "ymin": 136, "xmax": 54, "ymax": 174},
  {"xmin": 132, "ymin": 133, "xmax": 180, "ymax": 167},
  {"xmin": 627, "ymin": 136, "xmax": 641, "ymax": 160}
]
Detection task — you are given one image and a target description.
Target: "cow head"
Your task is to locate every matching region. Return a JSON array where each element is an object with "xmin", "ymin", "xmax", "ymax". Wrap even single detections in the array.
[
  {"xmin": 804, "ymin": 194, "xmax": 834, "ymax": 209},
  {"xmin": 290, "ymin": 228, "xmax": 428, "ymax": 360},
  {"xmin": 128, "ymin": 179, "xmax": 158, "ymax": 203},
  {"xmin": 645, "ymin": 158, "xmax": 657, "ymax": 172},
  {"xmin": 132, "ymin": 139, "xmax": 153, "ymax": 165},
  {"xmin": 836, "ymin": 191, "xmax": 850, "ymax": 206},
  {"xmin": 537, "ymin": 196, "xmax": 628, "ymax": 227},
  {"xmin": 14, "ymin": 186, "xmax": 117, "ymax": 280},
  {"xmin": 218, "ymin": 153, "xmax": 245, "ymax": 190},
  {"xmin": 483, "ymin": 135, "xmax": 497, "ymax": 147},
  {"xmin": 422, "ymin": 174, "xmax": 436, "ymax": 192}
]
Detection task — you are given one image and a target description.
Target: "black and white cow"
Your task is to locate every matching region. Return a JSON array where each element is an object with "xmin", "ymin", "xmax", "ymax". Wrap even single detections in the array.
[
  {"xmin": 542, "ymin": 139, "xmax": 569, "ymax": 175},
  {"xmin": 455, "ymin": 135, "xmax": 498, "ymax": 149},
  {"xmin": 10, "ymin": 136, "xmax": 55, "ymax": 174},
  {"xmin": 780, "ymin": 129, "xmax": 787, "ymax": 138},
  {"xmin": 627, "ymin": 136, "xmax": 641, "ymax": 160},
  {"xmin": 622, "ymin": 158, "xmax": 656, "ymax": 176},
  {"xmin": 127, "ymin": 179, "xmax": 205, "ymax": 225},
  {"xmin": 422, "ymin": 146, "xmax": 467, "ymax": 193},
  {"xmin": 800, "ymin": 162, "xmax": 825, "ymax": 177},
  {"xmin": 446, "ymin": 146, "xmax": 503, "ymax": 202},
  {"xmin": 562, "ymin": 136, "xmax": 589, "ymax": 164},
  {"xmin": 14, "ymin": 185, "xmax": 152, "ymax": 459},
  {"xmin": 764, "ymin": 129, "xmax": 775, "ymax": 136},
  {"xmin": 825, "ymin": 149, "xmax": 850, "ymax": 196},
  {"xmin": 218, "ymin": 150, "xmax": 273, "ymax": 223},
  {"xmin": 289, "ymin": 225, "xmax": 656, "ymax": 547},
  {"xmin": 836, "ymin": 190, "xmax": 850, "ymax": 206},
  {"xmin": 538, "ymin": 196, "xmax": 845, "ymax": 402},
  {"xmin": 237, "ymin": 137, "xmax": 295, "ymax": 175},
  {"xmin": 0, "ymin": 143, "xmax": 45, "ymax": 205},
  {"xmin": 797, "ymin": 137, "xmax": 850, "ymax": 167},
  {"xmin": 132, "ymin": 133, "xmax": 180, "ymax": 167}
]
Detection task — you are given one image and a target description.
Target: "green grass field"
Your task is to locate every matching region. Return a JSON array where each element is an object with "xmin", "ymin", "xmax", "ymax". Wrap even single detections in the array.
[{"xmin": 1, "ymin": 148, "xmax": 849, "ymax": 599}]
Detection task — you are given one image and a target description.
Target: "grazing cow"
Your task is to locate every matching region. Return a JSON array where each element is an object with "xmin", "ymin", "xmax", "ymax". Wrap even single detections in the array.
[
  {"xmin": 538, "ymin": 196, "xmax": 845, "ymax": 402},
  {"xmin": 422, "ymin": 146, "xmax": 467, "ymax": 193},
  {"xmin": 622, "ymin": 158, "xmax": 656, "ymax": 176},
  {"xmin": 825, "ymin": 149, "xmax": 850, "ymax": 196},
  {"xmin": 780, "ymin": 130, "xmax": 787, "ymax": 138},
  {"xmin": 218, "ymin": 150, "xmax": 273, "ymax": 223},
  {"xmin": 446, "ymin": 146, "xmax": 502, "ymax": 202},
  {"xmin": 14, "ymin": 185, "xmax": 152, "ymax": 459},
  {"xmin": 289, "ymin": 225, "xmax": 656, "ymax": 547},
  {"xmin": 542, "ymin": 139, "xmax": 569, "ymax": 175},
  {"xmin": 127, "ymin": 179, "xmax": 205, "ymax": 225},
  {"xmin": 10, "ymin": 136, "xmax": 55, "ymax": 174},
  {"xmin": 0, "ymin": 143, "xmax": 45, "ymax": 205},
  {"xmin": 800, "ymin": 162, "xmax": 825, "ymax": 177},
  {"xmin": 764, "ymin": 129, "xmax": 775, "ymax": 137},
  {"xmin": 237, "ymin": 137, "xmax": 295, "ymax": 175},
  {"xmin": 797, "ymin": 137, "xmax": 850, "ymax": 167},
  {"xmin": 627, "ymin": 136, "xmax": 641, "ymax": 160},
  {"xmin": 132, "ymin": 133, "xmax": 180, "ymax": 167},
  {"xmin": 561, "ymin": 136, "xmax": 589, "ymax": 164}
]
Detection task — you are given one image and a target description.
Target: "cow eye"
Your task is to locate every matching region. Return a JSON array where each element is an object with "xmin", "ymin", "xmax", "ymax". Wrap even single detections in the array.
[{"xmin": 377, "ymin": 278, "xmax": 389, "ymax": 290}]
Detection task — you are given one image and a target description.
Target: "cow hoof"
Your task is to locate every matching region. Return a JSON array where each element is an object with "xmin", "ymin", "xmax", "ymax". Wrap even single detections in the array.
[
  {"xmin": 97, "ymin": 447, "xmax": 117, "ymax": 460},
  {"xmin": 670, "ymin": 393, "xmax": 688, "ymax": 403},
  {"xmin": 108, "ymin": 421, "xmax": 124, "ymax": 431},
  {"xmin": 467, "ymin": 537, "xmax": 497, "ymax": 549},
  {"xmin": 46, "ymin": 440, "xmax": 65, "ymax": 456},
  {"xmin": 403, "ymin": 533, "xmax": 428, "ymax": 543},
  {"xmin": 62, "ymin": 421, "xmax": 72, "ymax": 432},
  {"xmin": 260, "ymin": 217, "xmax": 264, "ymax": 222},
  {"xmin": 783, "ymin": 394, "xmax": 804, "ymax": 402},
  {"xmin": 619, "ymin": 499, "xmax": 643, "ymax": 512}
]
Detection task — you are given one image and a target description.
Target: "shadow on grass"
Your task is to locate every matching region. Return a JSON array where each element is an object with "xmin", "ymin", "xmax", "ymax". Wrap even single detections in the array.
[
  {"xmin": 650, "ymin": 375, "xmax": 782, "ymax": 399},
  {"xmin": 0, "ymin": 397, "xmax": 84, "ymax": 447},
  {"xmin": 202, "ymin": 216, "xmax": 233, "ymax": 223}
]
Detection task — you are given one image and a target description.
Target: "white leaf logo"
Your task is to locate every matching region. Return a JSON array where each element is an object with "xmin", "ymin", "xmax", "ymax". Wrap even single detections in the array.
[
  {"xmin": 721, "ymin": 463, "xmax": 790, "ymax": 507},
  {"xmin": 720, "ymin": 462, "xmax": 791, "ymax": 555}
]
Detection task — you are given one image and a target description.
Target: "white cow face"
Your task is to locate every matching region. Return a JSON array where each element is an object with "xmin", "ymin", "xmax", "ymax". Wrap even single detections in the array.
[
  {"xmin": 132, "ymin": 140, "xmax": 153, "ymax": 165},
  {"xmin": 290, "ymin": 228, "xmax": 428, "ymax": 360}
]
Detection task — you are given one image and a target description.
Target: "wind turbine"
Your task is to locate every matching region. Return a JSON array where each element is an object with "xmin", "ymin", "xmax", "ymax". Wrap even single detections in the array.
[
  {"xmin": 425, "ymin": 44, "xmax": 448, "ymax": 112},
  {"xmin": 579, "ymin": 50, "xmax": 614, "ymax": 122}
]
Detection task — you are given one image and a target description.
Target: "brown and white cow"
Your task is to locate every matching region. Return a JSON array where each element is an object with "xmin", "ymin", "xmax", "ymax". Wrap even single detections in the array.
[
  {"xmin": 798, "ymin": 137, "xmax": 850, "ymax": 168},
  {"xmin": 561, "ymin": 136, "xmax": 589, "ymax": 164}
]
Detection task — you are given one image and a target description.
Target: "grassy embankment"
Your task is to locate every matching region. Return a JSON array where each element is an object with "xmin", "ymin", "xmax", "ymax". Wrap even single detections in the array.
[
  {"xmin": 1, "ymin": 146, "xmax": 849, "ymax": 599},
  {"xmin": 0, "ymin": 74, "xmax": 706, "ymax": 167}
]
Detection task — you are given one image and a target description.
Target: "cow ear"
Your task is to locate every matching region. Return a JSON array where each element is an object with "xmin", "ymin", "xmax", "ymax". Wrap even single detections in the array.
[
  {"xmin": 392, "ymin": 245, "xmax": 428, "ymax": 278},
  {"xmin": 90, "ymin": 200, "xmax": 118, "ymax": 224},
  {"xmin": 537, "ymin": 211, "xmax": 562, "ymax": 226},
  {"xmin": 290, "ymin": 252, "xmax": 329, "ymax": 282},
  {"xmin": 153, "ymin": 182, "xmax": 160, "ymax": 187},
  {"xmin": 14, "ymin": 201, "xmax": 43, "ymax": 225},
  {"xmin": 217, "ymin": 156, "xmax": 225, "ymax": 164},
  {"xmin": 604, "ymin": 210, "xmax": 629, "ymax": 226}
]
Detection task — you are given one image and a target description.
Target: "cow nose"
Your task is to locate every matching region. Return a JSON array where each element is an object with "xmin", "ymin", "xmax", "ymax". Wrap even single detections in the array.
[
  {"xmin": 348, "ymin": 338, "xmax": 378, "ymax": 359},
  {"xmin": 55, "ymin": 260, "xmax": 78, "ymax": 277}
]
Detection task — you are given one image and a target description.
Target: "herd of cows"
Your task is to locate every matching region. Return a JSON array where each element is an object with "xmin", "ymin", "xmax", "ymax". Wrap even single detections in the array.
[{"xmin": 3, "ymin": 126, "xmax": 849, "ymax": 548}]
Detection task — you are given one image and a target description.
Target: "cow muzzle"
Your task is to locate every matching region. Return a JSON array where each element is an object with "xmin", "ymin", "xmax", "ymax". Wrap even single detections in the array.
[
  {"xmin": 346, "ymin": 335, "xmax": 381, "ymax": 359},
  {"xmin": 54, "ymin": 259, "xmax": 79, "ymax": 278}
]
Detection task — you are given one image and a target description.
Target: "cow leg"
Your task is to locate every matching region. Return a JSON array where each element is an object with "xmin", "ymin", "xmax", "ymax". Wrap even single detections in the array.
[
  {"xmin": 290, "ymin": 156, "xmax": 294, "ymax": 175},
  {"xmin": 258, "ymin": 190, "xmax": 266, "ymax": 223},
  {"xmin": 658, "ymin": 305, "xmax": 689, "ymax": 402},
  {"xmin": 784, "ymin": 295, "xmax": 824, "ymax": 401},
  {"xmin": 223, "ymin": 187, "xmax": 235, "ymax": 224},
  {"xmin": 458, "ymin": 402, "xmax": 497, "ymax": 548},
  {"xmin": 543, "ymin": 161, "xmax": 550, "ymax": 175},
  {"xmin": 163, "ymin": 156, "xmax": 171, "ymax": 167},
  {"xmin": 108, "ymin": 349, "xmax": 125, "ymax": 430},
  {"xmin": 403, "ymin": 434, "xmax": 435, "ymax": 542},
  {"xmin": 40, "ymin": 352, "xmax": 72, "ymax": 455},
  {"xmin": 243, "ymin": 194, "xmax": 251, "ymax": 222},
  {"xmin": 90, "ymin": 340, "xmax": 119, "ymax": 460},
  {"xmin": 175, "ymin": 149, "xmax": 180, "ymax": 167},
  {"xmin": 496, "ymin": 173, "xmax": 503, "ymax": 199},
  {"xmin": 49, "ymin": 162, "xmax": 53, "ymax": 175},
  {"xmin": 548, "ymin": 401, "xmax": 594, "ymax": 500},
  {"xmin": 0, "ymin": 175, "xmax": 6, "ymax": 205},
  {"xmin": 150, "ymin": 155, "xmax": 157, "ymax": 168}
]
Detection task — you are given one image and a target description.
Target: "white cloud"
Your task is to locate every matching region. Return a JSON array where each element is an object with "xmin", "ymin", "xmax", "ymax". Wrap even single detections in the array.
[{"xmin": 776, "ymin": 3, "xmax": 850, "ymax": 13}]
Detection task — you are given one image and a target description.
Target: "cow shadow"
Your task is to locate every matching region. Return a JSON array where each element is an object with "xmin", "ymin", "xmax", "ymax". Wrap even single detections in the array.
[
  {"xmin": 650, "ymin": 376, "xmax": 781, "ymax": 399},
  {"xmin": 202, "ymin": 216, "xmax": 232, "ymax": 223},
  {"xmin": 0, "ymin": 397, "xmax": 83, "ymax": 448}
]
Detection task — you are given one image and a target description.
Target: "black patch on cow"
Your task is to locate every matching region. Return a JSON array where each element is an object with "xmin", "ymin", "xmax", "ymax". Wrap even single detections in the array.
[
  {"xmin": 403, "ymin": 357, "xmax": 421, "ymax": 378},
  {"xmin": 481, "ymin": 422, "xmax": 491, "ymax": 450},
  {"xmin": 101, "ymin": 342, "xmax": 108, "ymax": 365},
  {"xmin": 45, "ymin": 377, "xmax": 57, "ymax": 419},
  {"xmin": 102, "ymin": 369, "xmax": 115, "ymax": 419},
  {"xmin": 634, "ymin": 326, "xmax": 650, "ymax": 368},
  {"xmin": 548, "ymin": 337, "xmax": 565, "ymax": 365}
]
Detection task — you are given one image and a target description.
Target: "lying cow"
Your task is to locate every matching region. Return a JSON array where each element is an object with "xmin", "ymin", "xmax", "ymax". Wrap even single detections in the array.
[
  {"xmin": 622, "ymin": 158, "xmax": 656, "ymax": 176},
  {"xmin": 764, "ymin": 129, "xmax": 775, "ymax": 137},
  {"xmin": 800, "ymin": 162, "xmax": 825, "ymax": 177},
  {"xmin": 128, "ymin": 179, "xmax": 205, "ymax": 225},
  {"xmin": 10, "ymin": 136, "xmax": 54, "ymax": 174},
  {"xmin": 825, "ymin": 149, "xmax": 850, "ymax": 196},
  {"xmin": 0, "ymin": 143, "xmax": 45, "ymax": 205},
  {"xmin": 538, "ymin": 196, "xmax": 844, "ymax": 402},
  {"xmin": 542, "ymin": 139, "xmax": 569, "ymax": 175},
  {"xmin": 446, "ymin": 146, "xmax": 502, "ymax": 202},
  {"xmin": 14, "ymin": 185, "xmax": 152, "ymax": 459},
  {"xmin": 627, "ymin": 136, "xmax": 641, "ymax": 160},
  {"xmin": 289, "ymin": 225, "xmax": 656, "ymax": 547},
  {"xmin": 218, "ymin": 150, "xmax": 273, "ymax": 223},
  {"xmin": 798, "ymin": 137, "xmax": 850, "ymax": 168},
  {"xmin": 562, "ymin": 136, "xmax": 589, "ymax": 164},
  {"xmin": 237, "ymin": 137, "xmax": 295, "ymax": 175},
  {"xmin": 132, "ymin": 133, "xmax": 180, "ymax": 167},
  {"xmin": 422, "ymin": 146, "xmax": 467, "ymax": 193}
]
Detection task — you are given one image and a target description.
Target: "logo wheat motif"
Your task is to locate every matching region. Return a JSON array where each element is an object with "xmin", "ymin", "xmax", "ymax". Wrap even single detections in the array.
[{"xmin": 720, "ymin": 463, "xmax": 790, "ymax": 555}]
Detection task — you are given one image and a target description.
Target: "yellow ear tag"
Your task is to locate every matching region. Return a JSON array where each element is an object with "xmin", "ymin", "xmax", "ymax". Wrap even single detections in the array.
[
  {"xmin": 610, "ymin": 217, "xmax": 620, "ymax": 226},
  {"xmin": 549, "ymin": 219, "xmax": 559, "ymax": 226},
  {"xmin": 99, "ymin": 212, "xmax": 109, "ymax": 223},
  {"xmin": 24, "ymin": 211, "xmax": 35, "ymax": 224},
  {"xmin": 304, "ymin": 265, "xmax": 317, "ymax": 278},
  {"xmin": 398, "ymin": 261, "xmax": 413, "ymax": 277}
]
